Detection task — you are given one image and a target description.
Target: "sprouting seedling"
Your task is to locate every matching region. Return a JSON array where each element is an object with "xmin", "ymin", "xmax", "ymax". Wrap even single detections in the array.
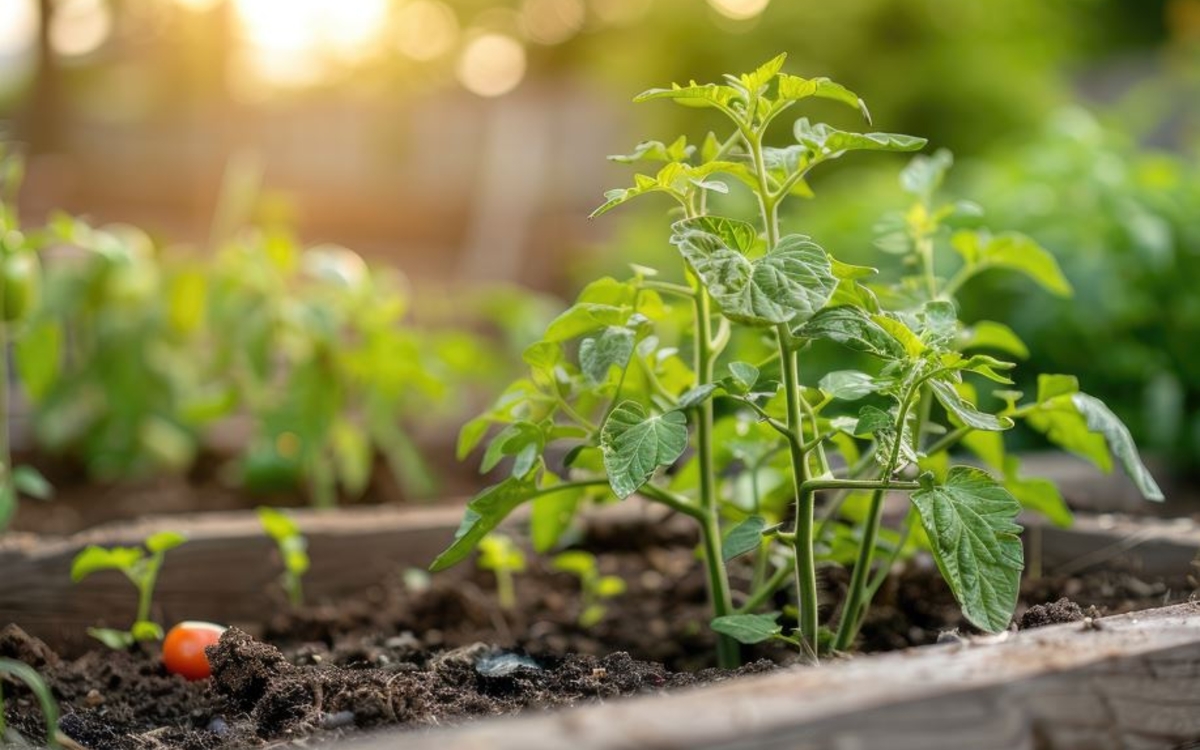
[
  {"xmin": 552, "ymin": 551, "xmax": 626, "ymax": 628},
  {"xmin": 257, "ymin": 506, "xmax": 310, "ymax": 608},
  {"xmin": 0, "ymin": 658, "xmax": 60, "ymax": 748},
  {"xmin": 70, "ymin": 531, "xmax": 187, "ymax": 649},
  {"xmin": 476, "ymin": 533, "xmax": 526, "ymax": 611}
]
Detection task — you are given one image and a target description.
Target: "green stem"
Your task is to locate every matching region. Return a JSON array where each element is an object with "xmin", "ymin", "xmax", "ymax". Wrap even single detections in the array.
[
  {"xmin": 692, "ymin": 286, "xmax": 739, "ymax": 669},
  {"xmin": 779, "ymin": 333, "xmax": 818, "ymax": 662},
  {"xmin": 638, "ymin": 483, "xmax": 703, "ymax": 522},
  {"xmin": 737, "ymin": 560, "xmax": 792, "ymax": 614},
  {"xmin": 833, "ymin": 386, "xmax": 922, "ymax": 651},
  {"xmin": 496, "ymin": 568, "xmax": 515, "ymax": 611},
  {"xmin": 136, "ymin": 554, "xmax": 163, "ymax": 628}
]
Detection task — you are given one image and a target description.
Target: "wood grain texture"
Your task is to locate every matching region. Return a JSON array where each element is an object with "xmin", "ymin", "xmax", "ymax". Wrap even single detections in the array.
[
  {"xmin": 0, "ymin": 504, "xmax": 465, "ymax": 653},
  {"xmin": 345, "ymin": 603, "xmax": 1200, "ymax": 750}
]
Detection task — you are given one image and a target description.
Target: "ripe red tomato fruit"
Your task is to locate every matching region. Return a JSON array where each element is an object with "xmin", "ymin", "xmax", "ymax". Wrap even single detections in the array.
[{"xmin": 163, "ymin": 621, "xmax": 226, "ymax": 680}]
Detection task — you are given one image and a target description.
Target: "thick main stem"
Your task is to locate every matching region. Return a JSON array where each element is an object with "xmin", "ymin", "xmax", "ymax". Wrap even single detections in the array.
[{"xmin": 694, "ymin": 287, "xmax": 739, "ymax": 669}]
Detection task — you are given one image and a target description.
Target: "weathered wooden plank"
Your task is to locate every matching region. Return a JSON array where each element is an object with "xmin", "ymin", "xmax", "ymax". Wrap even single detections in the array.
[
  {"xmin": 344, "ymin": 602, "xmax": 1200, "ymax": 750},
  {"xmin": 1032, "ymin": 513, "xmax": 1200, "ymax": 578},
  {"xmin": 0, "ymin": 504, "xmax": 465, "ymax": 654}
]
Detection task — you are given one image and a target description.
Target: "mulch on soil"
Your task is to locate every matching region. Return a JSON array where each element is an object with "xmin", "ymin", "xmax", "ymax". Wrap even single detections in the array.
[{"xmin": 2, "ymin": 517, "xmax": 1195, "ymax": 750}]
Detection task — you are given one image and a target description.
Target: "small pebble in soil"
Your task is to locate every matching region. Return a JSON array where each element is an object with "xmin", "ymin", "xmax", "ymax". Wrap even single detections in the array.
[
  {"xmin": 207, "ymin": 717, "xmax": 229, "ymax": 735},
  {"xmin": 321, "ymin": 711, "xmax": 357, "ymax": 730},
  {"xmin": 475, "ymin": 650, "xmax": 543, "ymax": 677}
]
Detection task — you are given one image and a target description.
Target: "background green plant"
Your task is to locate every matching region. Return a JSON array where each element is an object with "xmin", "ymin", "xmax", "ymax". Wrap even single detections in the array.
[
  {"xmin": 0, "ymin": 657, "xmax": 60, "ymax": 749},
  {"xmin": 257, "ymin": 506, "xmax": 309, "ymax": 607},
  {"xmin": 434, "ymin": 56, "xmax": 1163, "ymax": 668}
]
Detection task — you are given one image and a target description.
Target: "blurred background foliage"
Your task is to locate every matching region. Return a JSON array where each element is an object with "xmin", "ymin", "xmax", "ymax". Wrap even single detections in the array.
[{"xmin": 0, "ymin": 0, "xmax": 1198, "ymax": 516}]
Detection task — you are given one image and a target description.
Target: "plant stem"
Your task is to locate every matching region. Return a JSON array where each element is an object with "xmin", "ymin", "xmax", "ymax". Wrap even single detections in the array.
[
  {"xmin": 136, "ymin": 555, "xmax": 162, "ymax": 627},
  {"xmin": 833, "ymin": 386, "xmax": 922, "ymax": 651},
  {"xmin": 692, "ymin": 285, "xmax": 739, "ymax": 669},
  {"xmin": 737, "ymin": 560, "xmax": 792, "ymax": 614},
  {"xmin": 779, "ymin": 333, "xmax": 818, "ymax": 662}
]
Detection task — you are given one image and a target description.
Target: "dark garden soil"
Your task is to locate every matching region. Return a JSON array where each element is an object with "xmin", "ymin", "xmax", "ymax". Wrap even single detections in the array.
[{"xmin": 3, "ymin": 513, "xmax": 1195, "ymax": 750}]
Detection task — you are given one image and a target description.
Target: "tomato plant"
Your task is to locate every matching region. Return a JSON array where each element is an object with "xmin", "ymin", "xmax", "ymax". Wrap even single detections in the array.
[{"xmin": 434, "ymin": 55, "xmax": 1163, "ymax": 667}]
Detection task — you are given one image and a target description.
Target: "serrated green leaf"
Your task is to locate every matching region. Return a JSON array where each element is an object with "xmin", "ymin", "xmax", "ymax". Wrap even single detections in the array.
[
  {"xmin": 609, "ymin": 136, "xmax": 694, "ymax": 164},
  {"xmin": 928, "ymin": 379, "xmax": 1012, "ymax": 432},
  {"xmin": 794, "ymin": 118, "xmax": 926, "ymax": 160},
  {"xmin": 911, "ymin": 466, "xmax": 1023, "ymax": 633},
  {"xmin": 457, "ymin": 416, "xmax": 491, "ymax": 461},
  {"xmin": 819, "ymin": 370, "xmax": 877, "ymax": 401},
  {"xmin": 633, "ymin": 81, "xmax": 741, "ymax": 111},
  {"xmin": 672, "ymin": 224, "xmax": 836, "ymax": 327},
  {"xmin": 680, "ymin": 215, "xmax": 757, "ymax": 252},
  {"xmin": 961, "ymin": 321, "xmax": 1029, "ymax": 359},
  {"xmin": 580, "ymin": 326, "xmax": 635, "ymax": 384},
  {"xmin": 776, "ymin": 75, "xmax": 869, "ymax": 120},
  {"xmin": 430, "ymin": 477, "xmax": 539, "ymax": 571},
  {"xmin": 722, "ymin": 515, "xmax": 767, "ymax": 561},
  {"xmin": 739, "ymin": 53, "xmax": 787, "ymax": 92},
  {"xmin": 710, "ymin": 613, "xmax": 782, "ymax": 644},
  {"xmin": 872, "ymin": 314, "xmax": 925, "ymax": 358},
  {"xmin": 600, "ymin": 401, "xmax": 689, "ymax": 499},
  {"xmin": 795, "ymin": 307, "xmax": 905, "ymax": 359}
]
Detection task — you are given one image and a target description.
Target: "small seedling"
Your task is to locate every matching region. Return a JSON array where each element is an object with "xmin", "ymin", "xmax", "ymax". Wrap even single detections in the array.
[
  {"xmin": 257, "ymin": 506, "xmax": 309, "ymax": 607},
  {"xmin": 477, "ymin": 534, "xmax": 526, "ymax": 611},
  {"xmin": 552, "ymin": 551, "xmax": 626, "ymax": 628},
  {"xmin": 70, "ymin": 530, "xmax": 187, "ymax": 649},
  {"xmin": 0, "ymin": 658, "xmax": 60, "ymax": 749}
]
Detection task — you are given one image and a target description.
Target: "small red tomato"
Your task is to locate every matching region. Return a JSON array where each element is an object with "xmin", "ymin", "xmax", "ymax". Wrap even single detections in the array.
[{"xmin": 163, "ymin": 621, "xmax": 226, "ymax": 680}]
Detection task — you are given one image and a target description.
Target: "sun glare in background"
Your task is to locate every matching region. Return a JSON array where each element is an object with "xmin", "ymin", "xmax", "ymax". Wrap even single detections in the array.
[{"xmin": 707, "ymin": 0, "xmax": 771, "ymax": 21}]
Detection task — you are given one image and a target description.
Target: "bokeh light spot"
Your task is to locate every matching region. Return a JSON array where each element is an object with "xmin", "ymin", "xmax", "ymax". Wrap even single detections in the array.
[
  {"xmin": 51, "ymin": 0, "xmax": 114, "ymax": 58},
  {"xmin": 520, "ymin": 0, "xmax": 585, "ymax": 45},
  {"xmin": 456, "ymin": 33, "xmax": 526, "ymax": 98},
  {"xmin": 707, "ymin": 0, "xmax": 771, "ymax": 21},
  {"xmin": 395, "ymin": 1, "xmax": 459, "ymax": 62}
]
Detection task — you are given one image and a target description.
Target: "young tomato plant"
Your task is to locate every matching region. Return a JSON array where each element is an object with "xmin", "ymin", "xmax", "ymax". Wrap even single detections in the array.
[
  {"xmin": 257, "ymin": 507, "xmax": 310, "ymax": 607},
  {"xmin": 0, "ymin": 657, "xmax": 60, "ymax": 748},
  {"xmin": 0, "ymin": 145, "xmax": 54, "ymax": 530},
  {"xmin": 476, "ymin": 533, "xmax": 526, "ymax": 611},
  {"xmin": 70, "ymin": 531, "xmax": 187, "ymax": 649},
  {"xmin": 434, "ymin": 55, "xmax": 1162, "ymax": 667},
  {"xmin": 552, "ymin": 551, "xmax": 626, "ymax": 628}
]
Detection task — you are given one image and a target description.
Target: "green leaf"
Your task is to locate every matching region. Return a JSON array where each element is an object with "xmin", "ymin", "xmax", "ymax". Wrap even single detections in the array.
[
  {"xmin": 911, "ymin": 466, "xmax": 1023, "ymax": 633},
  {"xmin": 580, "ymin": 326, "xmax": 635, "ymax": 384},
  {"xmin": 544, "ymin": 303, "xmax": 630, "ymax": 342},
  {"xmin": 961, "ymin": 321, "xmax": 1029, "ymax": 359},
  {"xmin": 739, "ymin": 53, "xmax": 788, "ymax": 92},
  {"xmin": 900, "ymin": 149, "xmax": 953, "ymax": 199},
  {"xmin": 1037, "ymin": 374, "xmax": 1079, "ymax": 404},
  {"xmin": 88, "ymin": 627, "xmax": 135, "ymax": 650},
  {"xmin": 672, "ymin": 224, "xmax": 836, "ymax": 327},
  {"xmin": 130, "ymin": 620, "xmax": 164, "ymax": 642},
  {"xmin": 795, "ymin": 307, "xmax": 905, "ymax": 359},
  {"xmin": 872, "ymin": 314, "xmax": 925, "ymax": 358},
  {"xmin": 457, "ymin": 416, "xmax": 491, "ymax": 461},
  {"xmin": 819, "ymin": 370, "xmax": 877, "ymax": 401},
  {"xmin": 14, "ymin": 319, "xmax": 61, "ymax": 403},
  {"xmin": 552, "ymin": 550, "xmax": 597, "ymax": 578},
  {"xmin": 776, "ymin": 75, "xmax": 870, "ymax": 120},
  {"xmin": 12, "ymin": 466, "xmax": 52, "ymax": 500},
  {"xmin": 530, "ymin": 479, "xmax": 585, "ymax": 553},
  {"xmin": 728, "ymin": 362, "xmax": 760, "ymax": 391},
  {"xmin": 330, "ymin": 420, "xmax": 372, "ymax": 497},
  {"xmin": 1002, "ymin": 457, "xmax": 1073, "ymax": 528},
  {"xmin": 1069, "ymin": 394, "xmax": 1163, "ymax": 501},
  {"xmin": 600, "ymin": 401, "xmax": 689, "ymax": 499},
  {"xmin": 952, "ymin": 231, "xmax": 1073, "ymax": 298},
  {"xmin": 928, "ymin": 379, "xmax": 1012, "ymax": 432},
  {"xmin": 710, "ymin": 613, "xmax": 782, "ymax": 644},
  {"xmin": 677, "ymin": 383, "xmax": 718, "ymax": 410},
  {"xmin": 633, "ymin": 81, "xmax": 740, "ymax": 111},
  {"xmin": 145, "ymin": 531, "xmax": 187, "ymax": 554},
  {"xmin": 722, "ymin": 515, "xmax": 767, "ymax": 561},
  {"xmin": 596, "ymin": 575, "xmax": 626, "ymax": 598},
  {"xmin": 683, "ymin": 215, "xmax": 757, "ymax": 252},
  {"xmin": 609, "ymin": 136, "xmax": 694, "ymax": 164},
  {"xmin": 430, "ymin": 477, "xmax": 537, "ymax": 571},
  {"xmin": 257, "ymin": 506, "xmax": 301, "ymax": 541},
  {"xmin": 794, "ymin": 118, "xmax": 926, "ymax": 159},
  {"xmin": 71, "ymin": 546, "xmax": 144, "ymax": 581}
]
